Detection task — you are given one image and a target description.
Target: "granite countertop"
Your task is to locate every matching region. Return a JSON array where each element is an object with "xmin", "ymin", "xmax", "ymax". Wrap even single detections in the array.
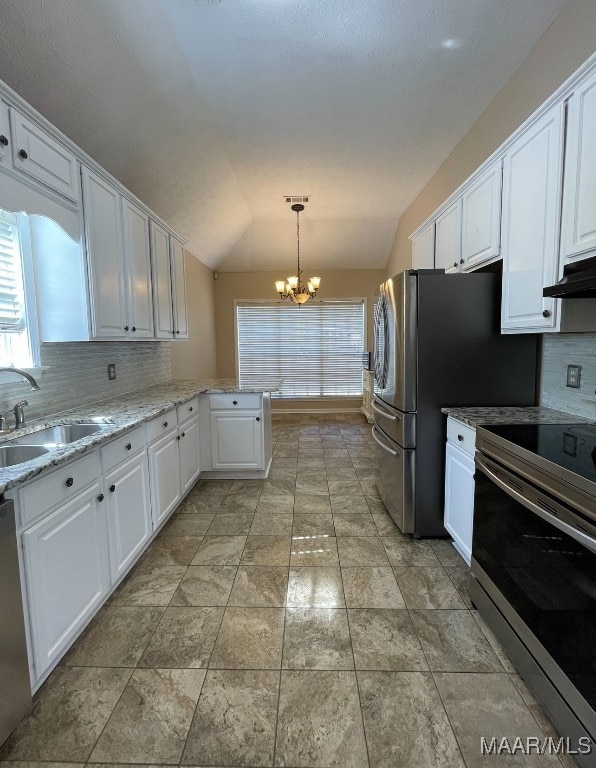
[
  {"xmin": 442, "ymin": 405, "xmax": 594, "ymax": 429},
  {"xmin": 0, "ymin": 378, "xmax": 282, "ymax": 495}
]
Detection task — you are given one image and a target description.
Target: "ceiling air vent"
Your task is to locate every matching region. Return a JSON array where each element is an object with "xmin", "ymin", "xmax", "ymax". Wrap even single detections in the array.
[{"xmin": 284, "ymin": 196, "xmax": 309, "ymax": 204}]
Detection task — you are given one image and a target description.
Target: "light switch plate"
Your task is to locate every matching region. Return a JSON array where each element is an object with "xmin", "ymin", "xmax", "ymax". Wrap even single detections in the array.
[{"xmin": 566, "ymin": 364, "xmax": 581, "ymax": 388}]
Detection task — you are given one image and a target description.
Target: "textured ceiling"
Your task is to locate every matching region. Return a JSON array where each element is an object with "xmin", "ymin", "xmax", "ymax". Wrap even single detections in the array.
[{"xmin": 0, "ymin": 0, "xmax": 567, "ymax": 270}]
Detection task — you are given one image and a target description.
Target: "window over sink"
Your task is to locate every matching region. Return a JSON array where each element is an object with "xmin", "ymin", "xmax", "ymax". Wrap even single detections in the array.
[{"xmin": 236, "ymin": 300, "xmax": 366, "ymax": 398}]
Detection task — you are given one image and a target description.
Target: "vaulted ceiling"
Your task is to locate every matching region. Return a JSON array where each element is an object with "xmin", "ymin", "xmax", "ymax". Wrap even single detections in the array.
[{"xmin": 0, "ymin": 0, "xmax": 567, "ymax": 271}]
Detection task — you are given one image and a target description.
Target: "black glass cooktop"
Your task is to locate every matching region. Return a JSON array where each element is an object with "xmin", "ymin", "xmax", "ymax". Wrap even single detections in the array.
[{"xmin": 482, "ymin": 423, "xmax": 596, "ymax": 485}]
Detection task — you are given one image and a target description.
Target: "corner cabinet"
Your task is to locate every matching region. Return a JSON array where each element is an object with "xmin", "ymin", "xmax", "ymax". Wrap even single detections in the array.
[
  {"xmin": 560, "ymin": 69, "xmax": 596, "ymax": 264},
  {"xmin": 460, "ymin": 161, "xmax": 502, "ymax": 270},
  {"xmin": 501, "ymin": 103, "xmax": 563, "ymax": 333}
]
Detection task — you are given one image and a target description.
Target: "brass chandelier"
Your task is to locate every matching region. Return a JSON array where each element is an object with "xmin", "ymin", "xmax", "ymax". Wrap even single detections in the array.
[{"xmin": 275, "ymin": 203, "xmax": 321, "ymax": 305}]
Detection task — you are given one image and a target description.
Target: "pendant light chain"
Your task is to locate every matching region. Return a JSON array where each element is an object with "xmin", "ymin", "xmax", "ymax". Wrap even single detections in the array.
[
  {"xmin": 296, "ymin": 206, "xmax": 301, "ymax": 280},
  {"xmin": 274, "ymin": 201, "xmax": 321, "ymax": 304}
]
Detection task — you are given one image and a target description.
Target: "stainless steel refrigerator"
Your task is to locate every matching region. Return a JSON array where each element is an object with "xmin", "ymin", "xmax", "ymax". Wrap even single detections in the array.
[{"xmin": 372, "ymin": 270, "xmax": 537, "ymax": 537}]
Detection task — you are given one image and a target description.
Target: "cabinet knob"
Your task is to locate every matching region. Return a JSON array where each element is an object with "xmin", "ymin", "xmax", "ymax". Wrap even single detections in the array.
[
  {"xmin": 132, "ymin": 326, "xmax": 136, "ymax": 332},
  {"xmin": 453, "ymin": 262, "xmax": 458, "ymax": 268},
  {"xmin": 457, "ymin": 434, "xmax": 464, "ymax": 441},
  {"xmin": 177, "ymin": 435, "xmax": 181, "ymax": 441},
  {"xmin": 109, "ymin": 484, "xmax": 116, "ymax": 493},
  {"xmin": 126, "ymin": 442, "xmax": 132, "ymax": 450},
  {"xmin": 460, "ymin": 259, "xmax": 464, "ymax": 264},
  {"xmin": 65, "ymin": 477, "xmax": 74, "ymax": 487},
  {"xmin": 256, "ymin": 416, "xmax": 261, "ymax": 422},
  {"xmin": 182, "ymin": 431, "xmax": 186, "ymax": 438},
  {"xmin": 0, "ymin": 135, "xmax": 8, "ymax": 146},
  {"xmin": 163, "ymin": 421, "xmax": 168, "ymax": 428},
  {"xmin": 542, "ymin": 309, "xmax": 551, "ymax": 318},
  {"xmin": 175, "ymin": 330, "xmax": 180, "ymax": 335},
  {"xmin": 233, "ymin": 400, "xmax": 238, "ymax": 405},
  {"xmin": 189, "ymin": 406, "xmax": 193, "ymax": 412},
  {"xmin": 124, "ymin": 325, "xmax": 129, "ymax": 331},
  {"xmin": 97, "ymin": 493, "xmax": 105, "ymax": 502},
  {"xmin": 18, "ymin": 148, "xmax": 28, "ymax": 159}
]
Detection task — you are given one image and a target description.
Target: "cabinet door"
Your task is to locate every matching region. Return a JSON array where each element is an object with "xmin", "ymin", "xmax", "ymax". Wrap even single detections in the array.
[
  {"xmin": 148, "ymin": 432, "xmax": 182, "ymax": 528},
  {"xmin": 501, "ymin": 105, "xmax": 563, "ymax": 333},
  {"xmin": 11, "ymin": 110, "xmax": 79, "ymax": 202},
  {"xmin": 171, "ymin": 238, "xmax": 188, "ymax": 339},
  {"xmin": 561, "ymin": 70, "xmax": 596, "ymax": 262},
  {"xmin": 434, "ymin": 200, "xmax": 462, "ymax": 273},
  {"xmin": 0, "ymin": 101, "xmax": 10, "ymax": 166},
  {"xmin": 210, "ymin": 411, "xmax": 264, "ymax": 470},
  {"xmin": 411, "ymin": 224, "xmax": 435, "ymax": 269},
  {"xmin": 81, "ymin": 167, "xmax": 128, "ymax": 339},
  {"xmin": 22, "ymin": 484, "xmax": 109, "ymax": 677},
  {"xmin": 443, "ymin": 442, "xmax": 475, "ymax": 566},
  {"xmin": 122, "ymin": 198, "xmax": 154, "ymax": 338},
  {"xmin": 150, "ymin": 221, "xmax": 174, "ymax": 339},
  {"xmin": 179, "ymin": 416, "xmax": 200, "ymax": 493},
  {"xmin": 461, "ymin": 162, "xmax": 502, "ymax": 270},
  {"xmin": 105, "ymin": 453, "xmax": 152, "ymax": 582}
]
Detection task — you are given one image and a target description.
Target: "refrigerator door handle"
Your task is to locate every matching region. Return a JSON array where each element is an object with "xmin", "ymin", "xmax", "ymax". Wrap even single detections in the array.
[
  {"xmin": 372, "ymin": 400, "xmax": 401, "ymax": 422},
  {"xmin": 372, "ymin": 425, "xmax": 398, "ymax": 456}
]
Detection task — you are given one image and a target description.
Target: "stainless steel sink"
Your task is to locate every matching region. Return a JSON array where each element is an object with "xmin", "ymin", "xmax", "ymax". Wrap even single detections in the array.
[
  {"xmin": 10, "ymin": 423, "xmax": 109, "ymax": 447},
  {"xmin": 0, "ymin": 445, "xmax": 50, "ymax": 468}
]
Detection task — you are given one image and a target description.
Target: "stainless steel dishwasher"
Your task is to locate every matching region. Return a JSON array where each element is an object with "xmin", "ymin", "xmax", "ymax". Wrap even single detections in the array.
[{"xmin": 0, "ymin": 498, "xmax": 31, "ymax": 746}]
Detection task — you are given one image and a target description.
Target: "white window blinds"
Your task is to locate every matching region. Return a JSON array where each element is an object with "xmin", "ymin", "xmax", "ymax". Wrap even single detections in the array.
[
  {"xmin": 0, "ymin": 212, "xmax": 26, "ymax": 331},
  {"xmin": 237, "ymin": 301, "xmax": 365, "ymax": 398}
]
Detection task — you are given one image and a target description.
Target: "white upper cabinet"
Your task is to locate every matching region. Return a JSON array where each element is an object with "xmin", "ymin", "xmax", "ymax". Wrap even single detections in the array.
[
  {"xmin": 0, "ymin": 102, "xmax": 10, "ymax": 166},
  {"xmin": 501, "ymin": 104, "xmax": 563, "ymax": 333},
  {"xmin": 11, "ymin": 110, "xmax": 79, "ymax": 202},
  {"xmin": 151, "ymin": 221, "xmax": 174, "ymax": 338},
  {"xmin": 461, "ymin": 161, "xmax": 502, "ymax": 270},
  {"xmin": 82, "ymin": 166, "xmax": 128, "ymax": 339},
  {"xmin": 560, "ymin": 70, "xmax": 596, "ymax": 264},
  {"xmin": 171, "ymin": 237, "xmax": 188, "ymax": 339},
  {"xmin": 121, "ymin": 198, "xmax": 154, "ymax": 338},
  {"xmin": 411, "ymin": 223, "xmax": 435, "ymax": 270},
  {"xmin": 435, "ymin": 200, "xmax": 462, "ymax": 273}
]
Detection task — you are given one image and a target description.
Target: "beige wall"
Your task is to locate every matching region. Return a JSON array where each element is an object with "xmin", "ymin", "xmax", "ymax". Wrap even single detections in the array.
[
  {"xmin": 386, "ymin": 0, "xmax": 596, "ymax": 276},
  {"xmin": 171, "ymin": 251, "xmax": 217, "ymax": 380},
  {"xmin": 214, "ymin": 269, "xmax": 385, "ymax": 410}
]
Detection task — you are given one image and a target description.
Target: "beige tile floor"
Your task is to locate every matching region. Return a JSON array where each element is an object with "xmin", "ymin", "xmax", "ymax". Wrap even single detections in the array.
[{"xmin": 0, "ymin": 413, "xmax": 577, "ymax": 768}]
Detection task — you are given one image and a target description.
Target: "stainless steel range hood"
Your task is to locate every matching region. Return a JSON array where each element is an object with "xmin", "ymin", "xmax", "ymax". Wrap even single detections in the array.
[{"xmin": 544, "ymin": 256, "xmax": 596, "ymax": 298}]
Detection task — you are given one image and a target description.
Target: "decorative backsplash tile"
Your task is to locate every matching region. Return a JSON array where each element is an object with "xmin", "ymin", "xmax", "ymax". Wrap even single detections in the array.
[
  {"xmin": 540, "ymin": 334, "xmax": 596, "ymax": 419},
  {"xmin": 0, "ymin": 342, "xmax": 172, "ymax": 422}
]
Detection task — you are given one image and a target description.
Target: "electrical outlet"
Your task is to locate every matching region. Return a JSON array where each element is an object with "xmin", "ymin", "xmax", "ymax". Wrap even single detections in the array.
[
  {"xmin": 566, "ymin": 364, "xmax": 581, "ymax": 389},
  {"xmin": 108, "ymin": 363, "xmax": 116, "ymax": 381}
]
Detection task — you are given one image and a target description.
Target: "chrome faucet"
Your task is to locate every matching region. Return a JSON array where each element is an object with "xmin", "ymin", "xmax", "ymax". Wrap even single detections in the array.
[
  {"xmin": 0, "ymin": 367, "xmax": 41, "ymax": 390},
  {"xmin": 0, "ymin": 368, "xmax": 40, "ymax": 434}
]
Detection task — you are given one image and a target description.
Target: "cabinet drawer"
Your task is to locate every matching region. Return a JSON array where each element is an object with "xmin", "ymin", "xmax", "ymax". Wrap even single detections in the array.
[
  {"xmin": 147, "ymin": 409, "xmax": 178, "ymax": 443},
  {"xmin": 209, "ymin": 393, "xmax": 261, "ymax": 411},
  {"xmin": 177, "ymin": 397, "xmax": 199, "ymax": 424},
  {"xmin": 446, "ymin": 417, "xmax": 476, "ymax": 458},
  {"xmin": 19, "ymin": 452, "xmax": 100, "ymax": 527},
  {"xmin": 101, "ymin": 425, "xmax": 146, "ymax": 472}
]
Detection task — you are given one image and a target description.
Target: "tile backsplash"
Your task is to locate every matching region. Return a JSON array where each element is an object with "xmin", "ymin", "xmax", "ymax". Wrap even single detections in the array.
[
  {"xmin": 540, "ymin": 333, "xmax": 596, "ymax": 419},
  {"xmin": 0, "ymin": 342, "xmax": 172, "ymax": 422}
]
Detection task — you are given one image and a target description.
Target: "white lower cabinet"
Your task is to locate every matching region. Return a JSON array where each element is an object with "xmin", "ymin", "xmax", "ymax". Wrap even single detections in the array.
[
  {"xmin": 210, "ymin": 410, "xmax": 264, "ymax": 470},
  {"xmin": 22, "ymin": 483, "xmax": 110, "ymax": 677},
  {"xmin": 104, "ymin": 452, "xmax": 152, "ymax": 581},
  {"xmin": 179, "ymin": 415, "xmax": 200, "ymax": 493},
  {"xmin": 148, "ymin": 430, "xmax": 182, "ymax": 527},
  {"xmin": 443, "ymin": 418, "xmax": 476, "ymax": 566}
]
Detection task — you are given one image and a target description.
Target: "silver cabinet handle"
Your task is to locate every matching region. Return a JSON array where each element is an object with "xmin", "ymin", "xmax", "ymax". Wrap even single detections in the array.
[
  {"xmin": 372, "ymin": 401, "xmax": 401, "ymax": 421},
  {"xmin": 371, "ymin": 426, "xmax": 398, "ymax": 456},
  {"xmin": 475, "ymin": 455, "xmax": 596, "ymax": 555}
]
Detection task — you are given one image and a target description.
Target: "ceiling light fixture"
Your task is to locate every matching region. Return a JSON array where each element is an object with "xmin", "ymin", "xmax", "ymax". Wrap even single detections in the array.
[{"xmin": 275, "ymin": 203, "xmax": 321, "ymax": 305}]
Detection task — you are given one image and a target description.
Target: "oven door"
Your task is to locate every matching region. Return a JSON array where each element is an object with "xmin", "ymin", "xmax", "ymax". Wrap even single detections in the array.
[{"xmin": 472, "ymin": 452, "xmax": 596, "ymax": 738}]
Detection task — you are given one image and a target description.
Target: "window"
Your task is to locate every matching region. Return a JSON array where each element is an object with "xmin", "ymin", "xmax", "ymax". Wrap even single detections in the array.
[
  {"xmin": 0, "ymin": 209, "xmax": 39, "ymax": 369},
  {"xmin": 236, "ymin": 300, "xmax": 365, "ymax": 398}
]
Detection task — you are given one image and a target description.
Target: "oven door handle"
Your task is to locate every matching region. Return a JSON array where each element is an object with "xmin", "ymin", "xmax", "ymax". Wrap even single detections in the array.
[
  {"xmin": 475, "ymin": 455, "xmax": 596, "ymax": 555},
  {"xmin": 372, "ymin": 400, "xmax": 401, "ymax": 422},
  {"xmin": 372, "ymin": 426, "xmax": 398, "ymax": 456}
]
